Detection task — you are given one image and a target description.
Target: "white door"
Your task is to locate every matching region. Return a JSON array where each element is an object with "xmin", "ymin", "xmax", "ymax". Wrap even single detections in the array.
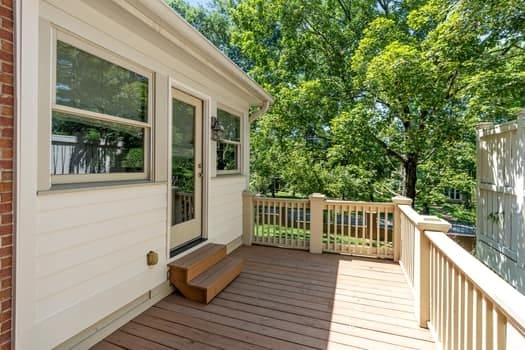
[{"xmin": 170, "ymin": 89, "xmax": 203, "ymax": 250}]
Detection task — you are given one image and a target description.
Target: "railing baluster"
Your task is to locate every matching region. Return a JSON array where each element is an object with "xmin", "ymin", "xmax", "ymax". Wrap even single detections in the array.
[
  {"xmin": 255, "ymin": 199, "xmax": 259, "ymax": 243},
  {"xmin": 340, "ymin": 204, "xmax": 344, "ymax": 252},
  {"xmin": 264, "ymin": 200, "xmax": 268, "ymax": 242},
  {"xmin": 334, "ymin": 205, "xmax": 339, "ymax": 252},
  {"xmin": 303, "ymin": 202, "xmax": 307, "ymax": 248},
  {"xmin": 291, "ymin": 200, "xmax": 295, "ymax": 247},
  {"xmin": 359, "ymin": 205, "xmax": 362, "ymax": 254},
  {"xmin": 284, "ymin": 201, "xmax": 289, "ymax": 246},
  {"xmin": 326, "ymin": 204, "xmax": 331, "ymax": 251},
  {"xmin": 279, "ymin": 201, "xmax": 282, "ymax": 245}
]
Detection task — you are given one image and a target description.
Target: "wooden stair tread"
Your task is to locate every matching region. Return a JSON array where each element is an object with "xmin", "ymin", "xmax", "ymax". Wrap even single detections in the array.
[
  {"xmin": 169, "ymin": 243, "xmax": 225, "ymax": 269},
  {"xmin": 190, "ymin": 256, "xmax": 243, "ymax": 289},
  {"xmin": 168, "ymin": 243, "xmax": 227, "ymax": 282}
]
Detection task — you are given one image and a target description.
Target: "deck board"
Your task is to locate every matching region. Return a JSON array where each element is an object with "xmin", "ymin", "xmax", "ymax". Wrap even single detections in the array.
[{"xmin": 95, "ymin": 245, "xmax": 436, "ymax": 350}]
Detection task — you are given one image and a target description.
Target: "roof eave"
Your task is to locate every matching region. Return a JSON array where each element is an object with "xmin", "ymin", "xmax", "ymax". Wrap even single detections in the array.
[{"xmin": 123, "ymin": 0, "xmax": 273, "ymax": 106}]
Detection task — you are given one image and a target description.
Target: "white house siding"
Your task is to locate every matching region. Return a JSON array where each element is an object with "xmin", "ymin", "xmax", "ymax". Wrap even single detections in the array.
[
  {"xmin": 13, "ymin": 0, "xmax": 263, "ymax": 348},
  {"xmin": 35, "ymin": 184, "xmax": 168, "ymax": 348},
  {"xmin": 208, "ymin": 175, "xmax": 248, "ymax": 247}
]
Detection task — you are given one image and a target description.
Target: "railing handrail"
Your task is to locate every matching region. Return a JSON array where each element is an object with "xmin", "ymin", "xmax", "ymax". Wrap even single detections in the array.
[
  {"xmin": 426, "ymin": 230, "xmax": 525, "ymax": 336},
  {"xmin": 253, "ymin": 196, "xmax": 310, "ymax": 204},
  {"xmin": 324, "ymin": 199, "xmax": 394, "ymax": 206}
]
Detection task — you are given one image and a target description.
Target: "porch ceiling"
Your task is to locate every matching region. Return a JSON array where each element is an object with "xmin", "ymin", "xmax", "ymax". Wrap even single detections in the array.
[{"xmin": 93, "ymin": 246, "xmax": 436, "ymax": 350}]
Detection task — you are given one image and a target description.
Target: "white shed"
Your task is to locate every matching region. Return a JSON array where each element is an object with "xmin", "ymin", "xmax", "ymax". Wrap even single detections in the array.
[
  {"xmin": 476, "ymin": 111, "xmax": 525, "ymax": 295},
  {"xmin": 15, "ymin": 0, "xmax": 271, "ymax": 348}
]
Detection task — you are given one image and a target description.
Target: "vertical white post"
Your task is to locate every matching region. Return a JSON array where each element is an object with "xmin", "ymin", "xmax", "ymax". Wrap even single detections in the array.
[
  {"xmin": 309, "ymin": 193, "xmax": 326, "ymax": 254},
  {"xmin": 242, "ymin": 191, "xmax": 255, "ymax": 246},
  {"xmin": 392, "ymin": 196, "xmax": 412, "ymax": 262}
]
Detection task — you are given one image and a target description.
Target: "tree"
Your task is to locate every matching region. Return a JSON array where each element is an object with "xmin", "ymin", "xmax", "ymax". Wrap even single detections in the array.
[
  {"xmin": 345, "ymin": 0, "xmax": 524, "ymax": 202},
  {"xmin": 166, "ymin": 0, "xmax": 252, "ymax": 70},
  {"xmin": 168, "ymin": 0, "xmax": 524, "ymax": 209}
]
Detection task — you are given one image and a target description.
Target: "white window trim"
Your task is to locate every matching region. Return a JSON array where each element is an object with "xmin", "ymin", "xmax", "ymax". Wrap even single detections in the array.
[
  {"xmin": 47, "ymin": 28, "xmax": 154, "ymax": 185},
  {"xmin": 216, "ymin": 105, "xmax": 243, "ymax": 175}
]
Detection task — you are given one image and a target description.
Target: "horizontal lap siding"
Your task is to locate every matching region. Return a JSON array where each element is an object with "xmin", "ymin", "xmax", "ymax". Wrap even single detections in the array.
[
  {"xmin": 208, "ymin": 177, "xmax": 245, "ymax": 245},
  {"xmin": 35, "ymin": 185, "xmax": 168, "ymax": 346}
]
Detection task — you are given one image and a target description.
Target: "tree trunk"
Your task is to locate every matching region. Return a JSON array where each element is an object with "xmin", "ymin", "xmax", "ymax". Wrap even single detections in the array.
[{"xmin": 404, "ymin": 154, "xmax": 418, "ymax": 205}]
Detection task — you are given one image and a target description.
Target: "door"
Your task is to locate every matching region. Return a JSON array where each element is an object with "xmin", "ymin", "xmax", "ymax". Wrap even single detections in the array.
[{"xmin": 170, "ymin": 89, "xmax": 203, "ymax": 251}]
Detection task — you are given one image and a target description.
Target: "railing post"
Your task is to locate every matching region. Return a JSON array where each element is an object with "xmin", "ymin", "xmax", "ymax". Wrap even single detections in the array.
[
  {"xmin": 392, "ymin": 196, "xmax": 412, "ymax": 262},
  {"xmin": 309, "ymin": 193, "xmax": 326, "ymax": 254},
  {"xmin": 242, "ymin": 191, "xmax": 255, "ymax": 246},
  {"xmin": 416, "ymin": 217, "xmax": 451, "ymax": 328}
]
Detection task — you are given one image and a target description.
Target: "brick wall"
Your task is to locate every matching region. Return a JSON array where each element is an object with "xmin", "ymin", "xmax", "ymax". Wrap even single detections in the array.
[{"xmin": 0, "ymin": 0, "xmax": 13, "ymax": 349}]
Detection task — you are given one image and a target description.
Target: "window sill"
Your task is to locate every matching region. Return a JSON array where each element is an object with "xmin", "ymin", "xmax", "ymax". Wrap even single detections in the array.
[{"xmin": 38, "ymin": 180, "xmax": 166, "ymax": 196}]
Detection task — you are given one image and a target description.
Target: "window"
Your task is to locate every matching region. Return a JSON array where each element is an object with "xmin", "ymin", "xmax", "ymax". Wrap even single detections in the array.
[
  {"xmin": 216, "ymin": 108, "xmax": 241, "ymax": 174},
  {"xmin": 50, "ymin": 35, "xmax": 152, "ymax": 184}
]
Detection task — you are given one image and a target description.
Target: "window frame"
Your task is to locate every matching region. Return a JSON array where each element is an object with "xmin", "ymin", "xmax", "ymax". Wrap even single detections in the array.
[
  {"xmin": 49, "ymin": 30, "xmax": 154, "ymax": 185},
  {"xmin": 216, "ymin": 106, "xmax": 242, "ymax": 175}
]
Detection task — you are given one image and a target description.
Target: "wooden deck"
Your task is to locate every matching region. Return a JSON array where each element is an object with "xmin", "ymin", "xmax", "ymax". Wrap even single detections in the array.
[{"xmin": 93, "ymin": 246, "xmax": 436, "ymax": 350}]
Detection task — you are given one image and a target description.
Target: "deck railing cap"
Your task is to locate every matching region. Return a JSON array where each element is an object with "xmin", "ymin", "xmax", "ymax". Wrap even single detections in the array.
[
  {"xmin": 392, "ymin": 196, "xmax": 412, "ymax": 205},
  {"xmin": 309, "ymin": 193, "xmax": 326, "ymax": 200},
  {"xmin": 242, "ymin": 191, "xmax": 256, "ymax": 198},
  {"xmin": 418, "ymin": 215, "xmax": 451, "ymax": 233},
  {"xmin": 476, "ymin": 121, "xmax": 494, "ymax": 130}
]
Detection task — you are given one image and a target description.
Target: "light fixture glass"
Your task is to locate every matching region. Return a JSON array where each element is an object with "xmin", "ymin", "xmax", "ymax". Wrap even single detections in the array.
[{"xmin": 211, "ymin": 116, "xmax": 225, "ymax": 141}]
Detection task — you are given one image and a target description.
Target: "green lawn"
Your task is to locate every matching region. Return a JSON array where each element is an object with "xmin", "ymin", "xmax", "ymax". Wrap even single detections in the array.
[{"xmin": 254, "ymin": 224, "xmax": 392, "ymax": 248}]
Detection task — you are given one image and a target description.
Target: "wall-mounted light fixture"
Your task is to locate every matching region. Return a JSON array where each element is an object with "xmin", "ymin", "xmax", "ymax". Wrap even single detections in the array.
[{"xmin": 211, "ymin": 116, "xmax": 225, "ymax": 141}]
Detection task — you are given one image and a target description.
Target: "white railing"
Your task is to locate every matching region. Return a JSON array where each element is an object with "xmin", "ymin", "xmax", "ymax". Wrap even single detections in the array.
[
  {"xmin": 323, "ymin": 200, "xmax": 394, "ymax": 258},
  {"xmin": 243, "ymin": 193, "xmax": 401, "ymax": 259},
  {"xmin": 397, "ymin": 203, "xmax": 525, "ymax": 349},
  {"xmin": 251, "ymin": 196, "xmax": 310, "ymax": 249}
]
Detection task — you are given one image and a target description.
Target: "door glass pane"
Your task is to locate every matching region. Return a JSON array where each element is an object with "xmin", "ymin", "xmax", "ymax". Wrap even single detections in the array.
[
  {"xmin": 172, "ymin": 99, "xmax": 195, "ymax": 225},
  {"xmin": 56, "ymin": 40, "xmax": 148, "ymax": 122}
]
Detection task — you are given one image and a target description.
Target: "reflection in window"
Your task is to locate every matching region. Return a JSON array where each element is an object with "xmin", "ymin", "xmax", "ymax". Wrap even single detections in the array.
[
  {"xmin": 50, "ymin": 38, "xmax": 150, "ymax": 182},
  {"xmin": 51, "ymin": 112, "xmax": 144, "ymax": 175},
  {"xmin": 216, "ymin": 109, "xmax": 241, "ymax": 173},
  {"xmin": 56, "ymin": 41, "xmax": 148, "ymax": 122},
  {"xmin": 172, "ymin": 99, "xmax": 196, "ymax": 225}
]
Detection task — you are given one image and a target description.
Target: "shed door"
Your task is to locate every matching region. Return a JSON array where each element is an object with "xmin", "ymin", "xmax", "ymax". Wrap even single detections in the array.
[{"xmin": 170, "ymin": 89, "xmax": 203, "ymax": 251}]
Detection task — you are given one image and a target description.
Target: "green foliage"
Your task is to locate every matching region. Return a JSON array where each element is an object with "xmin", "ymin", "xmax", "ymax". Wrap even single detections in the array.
[
  {"xmin": 124, "ymin": 148, "xmax": 144, "ymax": 169},
  {"xmin": 167, "ymin": 0, "xmax": 524, "ymax": 217}
]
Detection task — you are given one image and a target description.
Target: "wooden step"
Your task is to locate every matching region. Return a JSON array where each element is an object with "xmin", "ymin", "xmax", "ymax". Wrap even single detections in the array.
[
  {"xmin": 173, "ymin": 256, "xmax": 243, "ymax": 304},
  {"xmin": 169, "ymin": 243, "xmax": 227, "ymax": 283}
]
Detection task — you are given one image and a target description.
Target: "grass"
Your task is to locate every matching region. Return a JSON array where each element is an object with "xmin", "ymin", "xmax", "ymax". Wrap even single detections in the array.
[{"xmin": 254, "ymin": 224, "xmax": 392, "ymax": 248}]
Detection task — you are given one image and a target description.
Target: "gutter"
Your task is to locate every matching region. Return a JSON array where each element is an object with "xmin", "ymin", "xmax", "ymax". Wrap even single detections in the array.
[{"xmin": 249, "ymin": 100, "xmax": 271, "ymax": 123}]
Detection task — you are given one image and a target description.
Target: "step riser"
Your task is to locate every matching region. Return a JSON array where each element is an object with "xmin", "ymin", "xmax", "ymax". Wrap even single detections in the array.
[
  {"xmin": 172, "ymin": 280, "xmax": 206, "ymax": 304},
  {"xmin": 173, "ymin": 260, "xmax": 242, "ymax": 304},
  {"xmin": 169, "ymin": 244, "xmax": 242, "ymax": 304}
]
